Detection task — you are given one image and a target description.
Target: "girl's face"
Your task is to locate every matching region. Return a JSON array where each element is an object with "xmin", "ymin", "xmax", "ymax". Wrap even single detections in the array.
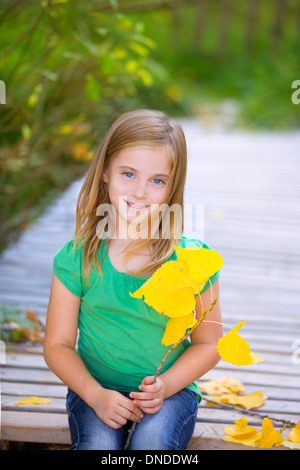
[{"xmin": 103, "ymin": 146, "xmax": 172, "ymax": 231}]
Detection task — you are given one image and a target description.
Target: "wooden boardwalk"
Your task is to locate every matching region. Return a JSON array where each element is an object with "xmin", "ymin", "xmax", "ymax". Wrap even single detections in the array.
[{"xmin": 1, "ymin": 120, "xmax": 300, "ymax": 449}]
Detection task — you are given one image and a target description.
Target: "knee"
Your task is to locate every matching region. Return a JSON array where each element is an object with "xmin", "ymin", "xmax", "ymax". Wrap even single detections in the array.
[{"xmin": 130, "ymin": 417, "xmax": 175, "ymax": 450}]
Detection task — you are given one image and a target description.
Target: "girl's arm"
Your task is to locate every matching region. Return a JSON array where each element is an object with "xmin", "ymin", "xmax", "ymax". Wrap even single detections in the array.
[
  {"xmin": 44, "ymin": 274, "xmax": 143, "ymax": 428},
  {"xmin": 130, "ymin": 280, "xmax": 222, "ymax": 413}
]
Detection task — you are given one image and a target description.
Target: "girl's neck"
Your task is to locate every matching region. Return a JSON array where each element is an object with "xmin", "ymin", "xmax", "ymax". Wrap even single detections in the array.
[
  {"xmin": 108, "ymin": 237, "xmax": 152, "ymax": 254},
  {"xmin": 107, "ymin": 237, "xmax": 153, "ymax": 274}
]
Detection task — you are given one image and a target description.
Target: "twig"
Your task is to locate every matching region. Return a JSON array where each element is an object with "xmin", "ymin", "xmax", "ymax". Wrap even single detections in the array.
[
  {"xmin": 202, "ymin": 397, "xmax": 297, "ymax": 427},
  {"xmin": 124, "ymin": 300, "xmax": 217, "ymax": 449}
]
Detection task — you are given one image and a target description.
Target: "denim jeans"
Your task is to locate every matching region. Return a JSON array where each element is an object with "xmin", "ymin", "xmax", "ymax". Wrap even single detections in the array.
[{"xmin": 66, "ymin": 388, "xmax": 198, "ymax": 450}]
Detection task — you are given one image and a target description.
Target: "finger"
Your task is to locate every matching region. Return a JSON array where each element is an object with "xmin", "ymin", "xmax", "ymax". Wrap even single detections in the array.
[
  {"xmin": 107, "ymin": 418, "xmax": 124, "ymax": 429},
  {"xmin": 141, "ymin": 376, "xmax": 155, "ymax": 386},
  {"xmin": 131, "ymin": 392, "xmax": 156, "ymax": 401},
  {"xmin": 119, "ymin": 399, "xmax": 143, "ymax": 422},
  {"xmin": 138, "ymin": 403, "xmax": 161, "ymax": 414},
  {"xmin": 138, "ymin": 382, "xmax": 161, "ymax": 393},
  {"xmin": 134, "ymin": 397, "xmax": 161, "ymax": 410}
]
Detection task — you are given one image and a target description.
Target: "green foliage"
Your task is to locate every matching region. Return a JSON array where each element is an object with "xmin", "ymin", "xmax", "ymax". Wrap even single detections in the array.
[
  {"xmin": 0, "ymin": 300, "xmax": 40, "ymax": 342},
  {"xmin": 0, "ymin": 1, "xmax": 174, "ymax": 252},
  {"xmin": 127, "ymin": 1, "xmax": 300, "ymax": 130}
]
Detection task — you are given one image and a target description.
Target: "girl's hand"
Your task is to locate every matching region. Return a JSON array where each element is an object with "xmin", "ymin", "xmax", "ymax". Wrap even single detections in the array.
[
  {"xmin": 130, "ymin": 376, "xmax": 165, "ymax": 414},
  {"xmin": 92, "ymin": 388, "xmax": 143, "ymax": 430}
]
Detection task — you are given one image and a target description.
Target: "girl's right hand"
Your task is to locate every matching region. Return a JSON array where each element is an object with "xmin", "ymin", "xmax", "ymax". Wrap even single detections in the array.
[{"xmin": 92, "ymin": 388, "xmax": 144, "ymax": 429}]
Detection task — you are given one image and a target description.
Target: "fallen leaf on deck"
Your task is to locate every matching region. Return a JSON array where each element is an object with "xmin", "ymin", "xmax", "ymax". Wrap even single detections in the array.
[
  {"xmin": 16, "ymin": 396, "xmax": 50, "ymax": 405},
  {"xmin": 223, "ymin": 418, "xmax": 261, "ymax": 447},
  {"xmin": 210, "ymin": 391, "xmax": 266, "ymax": 410},
  {"xmin": 199, "ymin": 377, "xmax": 246, "ymax": 395},
  {"xmin": 281, "ymin": 440, "xmax": 300, "ymax": 450},
  {"xmin": 259, "ymin": 418, "xmax": 284, "ymax": 448},
  {"xmin": 288, "ymin": 420, "xmax": 300, "ymax": 443},
  {"xmin": 217, "ymin": 321, "xmax": 264, "ymax": 366}
]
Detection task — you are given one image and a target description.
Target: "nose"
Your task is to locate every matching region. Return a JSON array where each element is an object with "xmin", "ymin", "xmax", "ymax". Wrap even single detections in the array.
[{"xmin": 131, "ymin": 181, "xmax": 147, "ymax": 200}]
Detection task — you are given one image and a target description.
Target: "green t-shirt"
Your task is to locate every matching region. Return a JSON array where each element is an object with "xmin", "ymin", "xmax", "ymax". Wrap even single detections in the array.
[{"xmin": 53, "ymin": 235, "xmax": 220, "ymax": 403}]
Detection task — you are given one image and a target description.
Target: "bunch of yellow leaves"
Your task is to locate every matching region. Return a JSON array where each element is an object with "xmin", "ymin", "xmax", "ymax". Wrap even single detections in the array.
[
  {"xmin": 130, "ymin": 245, "xmax": 263, "ymax": 376},
  {"xmin": 131, "ymin": 246, "xmax": 223, "ymax": 346},
  {"xmin": 223, "ymin": 417, "xmax": 300, "ymax": 449}
]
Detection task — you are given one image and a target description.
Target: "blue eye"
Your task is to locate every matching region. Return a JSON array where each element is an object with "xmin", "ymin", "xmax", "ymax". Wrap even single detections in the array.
[
  {"xmin": 123, "ymin": 172, "xmax": 133, "ymax": 178},
  {"xmin": 153, "ymin": 178, "xmax": 164, "ymax": 185}
]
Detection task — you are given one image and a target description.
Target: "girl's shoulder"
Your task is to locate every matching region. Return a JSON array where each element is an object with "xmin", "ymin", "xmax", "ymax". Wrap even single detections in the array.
[
  {"xmin": 53, "ymin": 239, "xmax": 83, "ymax": 264},
  {"xmin": 52, "ymin": 239, "xmax": 84, "ymax": 297}
]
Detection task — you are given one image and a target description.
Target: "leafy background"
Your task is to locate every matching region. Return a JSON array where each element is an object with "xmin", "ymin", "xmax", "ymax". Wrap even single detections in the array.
[{"xmin": 1, "ymin": 0, "xmax": 299, "ymax": 253}]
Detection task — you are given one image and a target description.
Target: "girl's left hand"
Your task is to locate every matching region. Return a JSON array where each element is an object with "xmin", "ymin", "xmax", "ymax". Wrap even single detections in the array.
[{"xmin": 130, "ymin": 376, "xmax": 165, "ymax": 414}]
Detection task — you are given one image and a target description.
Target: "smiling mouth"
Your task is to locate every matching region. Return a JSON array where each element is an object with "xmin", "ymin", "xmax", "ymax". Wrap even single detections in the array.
[{"xmin": 126, "ymin": 201, "xmax": 149, "ymax": 210}]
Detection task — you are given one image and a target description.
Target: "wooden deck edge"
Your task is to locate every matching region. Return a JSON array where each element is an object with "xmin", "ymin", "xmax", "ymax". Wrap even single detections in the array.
[
  {"xmin": 1, "ymin": 412, "xmax": 289, "ymax": 450},
  {"xmin": 1, "ymin": 411, "xmax": 71, "ymax": 445}
]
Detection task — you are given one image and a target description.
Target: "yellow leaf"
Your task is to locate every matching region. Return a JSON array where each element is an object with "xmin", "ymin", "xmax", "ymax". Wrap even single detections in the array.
[
  {"xmin": 162, "ymin": 312, "xmax": 197, "ymax": 346},
  {"xmin": 71, "ymin": 142, "xmax": 92, "ymax": 162},
  {"xmin": 174, "ymin": 246, "xmax": 223, "ymax": 293},
  {"xmin": 199, "ymin": 377, "xmax": 246, "ymax": 395},
  {"xmin": 17, "ymin": 396, "xmax": 50, "ymax": 405},
  {"xmin": 125, "ymin": 60, "xmax": 138, "ymax": 73},
  {"xmin": 259, "ymin": 418, "xmax": 284, "ymax": 448},
  {"xmin": 130, "ymin": 245, "xmax": 223, "ymax": 347},
  {"xmin": 282, "ymin": 440, "xmax": 300, "ymax": 449},
  {"xmin": 165, "ymin": 85, "xmax": 182, "ymax": 102},
  {"xmin": 137, "ymin": 69, "xmax": 153, "ymax": 87},
  {"xmin": 130, "ymin": 246, "xmax": 222, "ymax": 318},
  {"xmin": 223, "ymin": 435, "xmax": 261, "ymax": 447},
  {"xmin": 210, "ymin": 391, "xmax": 266, "ymax": 410},
  {"xmin": 130, "ymin": 260, "xmax": 197, "ymax": 318},
  {"xmin": 223, "ymin": 418, "xmax": 261, "ymax": 447},
  {"xmin": 289, "ymin": 420, "xmax": 300, "ymax": 443},
  {"xmin": 216, "ymin": 321, "xmax": 264, "ymax": 366}
]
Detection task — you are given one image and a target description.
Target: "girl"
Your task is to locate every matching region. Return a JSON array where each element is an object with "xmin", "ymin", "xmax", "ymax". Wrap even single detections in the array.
[{"xmin": 44, "ymin": 109, "xmax": 222, "ymax": 450}]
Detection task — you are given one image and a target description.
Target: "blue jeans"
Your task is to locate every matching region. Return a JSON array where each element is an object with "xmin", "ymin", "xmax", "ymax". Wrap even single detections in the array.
[{"xmin": 66, "ymin": 388, "xmax": 198, "ymax": 450}]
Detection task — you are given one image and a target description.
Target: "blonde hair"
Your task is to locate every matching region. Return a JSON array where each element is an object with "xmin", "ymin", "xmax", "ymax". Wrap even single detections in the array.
[{"xmin": 73, "ymin": 109, "xmax": 187, "ymax": 288}]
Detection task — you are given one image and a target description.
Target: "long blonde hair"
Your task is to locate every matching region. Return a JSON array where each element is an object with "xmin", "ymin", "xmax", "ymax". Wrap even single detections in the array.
[{"xmin": 73, "ymin": 109, "xmax": 187, "ymax": 288}]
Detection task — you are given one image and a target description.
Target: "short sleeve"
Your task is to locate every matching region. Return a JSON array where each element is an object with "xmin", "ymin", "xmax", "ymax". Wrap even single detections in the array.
[
  {"xmin": 178, "ymin": 235, "xmax": 221, "ymax": 295},
  {"xmin": 53, "ymin": 240, "xmax": 83, "ymax": 297}
]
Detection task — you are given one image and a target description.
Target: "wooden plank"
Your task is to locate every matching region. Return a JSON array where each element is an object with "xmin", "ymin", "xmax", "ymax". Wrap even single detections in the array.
[
  {"xmin": 2, "ymin": 395, "xmax": 67, "ymax": 413},
  {"xmin": 1, "ymin": 411, "xmax": 71, "ymax": 445},
  {"xmin": 2, "ymin": 381, "xmax": 67, "ymax": 398},
  {"xmin": 1, "ymin": 366, "xmax": 62, "ymax": 384},
  {"xmin": 201, "ymin": 368, "xmax": 299, "ymax": 388}
]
